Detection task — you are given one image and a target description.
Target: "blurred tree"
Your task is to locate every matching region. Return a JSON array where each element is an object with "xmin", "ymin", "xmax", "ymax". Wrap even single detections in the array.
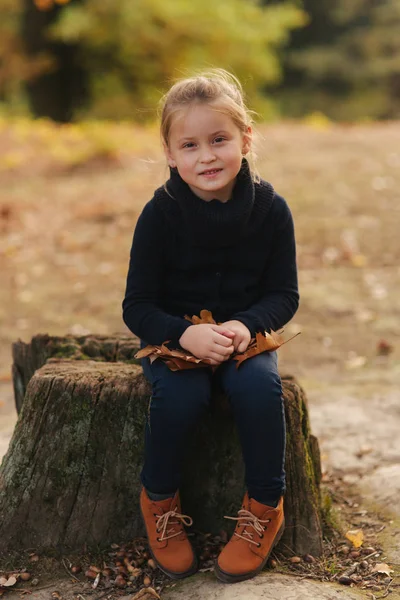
[
  {"xmin": 0, "ymin": 0, "xmax": 53, "ymax": 111},
  {"xmin": 7, "ymin": 0, "xmax": 304, "ymax": 121},
  {"xmin": 277, "ymin": 0, "xmax": 400, "ymax": 120},
  {"xmin": 22, "ymin": 0, "xmax": 89, "ymax": 122}
]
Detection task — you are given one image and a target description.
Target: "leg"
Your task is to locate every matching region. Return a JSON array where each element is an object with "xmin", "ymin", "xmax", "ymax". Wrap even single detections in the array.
[
  {"xmin": 217, "ymin": 351, "xmax": 285, "ymax": 505},
  {"xmin": 214, "ymin": 352, "xmax": 286, "ymax": 583},
  {"xmin": 140, "ymin": 355, "xmax": 211, "ymax": 579},
  {"xmin": 141, "ymin": 355, "xmax": 212, "ymax": 495}
]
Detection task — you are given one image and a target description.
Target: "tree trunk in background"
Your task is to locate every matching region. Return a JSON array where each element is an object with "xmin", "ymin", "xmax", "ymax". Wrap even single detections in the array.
[
  {"xmin": 1, "ymin": 359, "xmax": 323, "ymax": 557},
  {"xmin": 21, "ymin": 0, "xmax": 89, "ymax": 122}
]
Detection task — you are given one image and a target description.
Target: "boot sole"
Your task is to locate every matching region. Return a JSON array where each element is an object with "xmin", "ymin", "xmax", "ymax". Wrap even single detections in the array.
[
  {"xmin": 214, "ymin": 518, "xmax": 285, "ymax": 584},
  {"xmin": 140, "ymin": 505, "xmax": 198, "ymax": 580}
]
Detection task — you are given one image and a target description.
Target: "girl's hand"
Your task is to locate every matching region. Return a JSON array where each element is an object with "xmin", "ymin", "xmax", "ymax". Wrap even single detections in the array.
[
  {"xmin": 219, "ymin": 320, "xmax": 251, "ymax": 353},
  {"xmin": 179, "ymin": 324, "xmax": 235, "ymax": 366}
]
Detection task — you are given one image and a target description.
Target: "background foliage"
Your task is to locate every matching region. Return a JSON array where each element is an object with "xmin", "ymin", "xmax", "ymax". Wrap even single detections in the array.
[
  {"xmin": 0, "ymin": 0, "xmax": 399, "ymax": 121},
  {"xmin": 278, "ymin": 0, "xmax": 400, "ymax": 120}
]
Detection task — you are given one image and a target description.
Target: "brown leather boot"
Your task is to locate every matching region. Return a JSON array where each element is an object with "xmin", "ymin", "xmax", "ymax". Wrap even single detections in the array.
[
  {"xmin": 214, "ymin": 493, "xmax": 285, "ymax": 583},
  {"xmin": 140, "ymin": 487, "xmax": 197, "ymax": 579}
]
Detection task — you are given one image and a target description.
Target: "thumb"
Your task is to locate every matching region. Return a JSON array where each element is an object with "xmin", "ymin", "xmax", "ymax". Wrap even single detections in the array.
[{"xmin": 237, "ymin": 340, "xmax": 248, "ymax": 353}]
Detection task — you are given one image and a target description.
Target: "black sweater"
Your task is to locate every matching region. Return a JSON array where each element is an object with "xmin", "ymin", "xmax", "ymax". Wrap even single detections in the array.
[{"xmin": 122, "ymin": 159, "xmax": 299, "ymax": 347}]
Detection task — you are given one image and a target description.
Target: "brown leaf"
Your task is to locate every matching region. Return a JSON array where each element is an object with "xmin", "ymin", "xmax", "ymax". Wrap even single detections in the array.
[
  {"xmin": 130, "ymin": 587, "xmax": 160, "ymax": 599},
  {"xmin": 1, "ymin": 576, "xmax": 17, "ymax": 587},
  {"xmin": 135, "ymin": 311, "xmax": 299, "ymax": 372},
  {"xmin": 135, "ymin": 345, "xmax": 158, "ymax": 359},
  {"xmin": 232, "ymin": 331, "xmax": 281, "ymax": 368},
  {"xmin": 233, "ymin": 329, "xmax": 299, "ymax": 369},
  {"xmin": 184, "ymin": 309, "xmax": 216, "ymax": 325},
  {"xmin": 371, "ymin": 563, "xmax": 394, "ymax": 576},
  {"xmin": 135, "ymin": 342, "xmax": 212, "ymax": 372}
]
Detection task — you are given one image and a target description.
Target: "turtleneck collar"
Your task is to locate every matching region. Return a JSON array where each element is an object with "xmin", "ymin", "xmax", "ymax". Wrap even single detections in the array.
[
  {"xmin": 166, "ymin": 158, "xmax": 255, "ymax": 247},
  {"xmin": 153, "ymin": 158, "xmax": 275, "ymax": 248}
]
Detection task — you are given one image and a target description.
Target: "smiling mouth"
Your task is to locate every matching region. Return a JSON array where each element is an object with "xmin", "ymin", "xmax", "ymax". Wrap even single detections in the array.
[{"xmin": 200, "ymin": 168, "xmax": 222, "ymax": 176}]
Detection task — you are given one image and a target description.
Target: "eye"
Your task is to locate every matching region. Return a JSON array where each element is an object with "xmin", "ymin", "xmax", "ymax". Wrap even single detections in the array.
[
  {"xmin": 213, "ymin": 136, "xmax": 226, "ymax": 144},
  {"xmin": 182, "ymin": 142, "xmax": 195, "ymax": 149}
]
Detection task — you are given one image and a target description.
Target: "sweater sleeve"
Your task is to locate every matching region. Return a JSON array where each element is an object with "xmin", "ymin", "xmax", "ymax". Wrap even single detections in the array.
[
  {"xmin": 122, "ymin": 200, "xmax": 192, "ymax": 346},
  {"xmin": 231, "ymin": 194, "xmax": 299, "ymax": 336}
]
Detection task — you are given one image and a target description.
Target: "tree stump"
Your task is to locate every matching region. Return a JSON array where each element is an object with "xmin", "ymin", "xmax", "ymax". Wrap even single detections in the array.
[
  {"xmin": 12, "ymin": 334, "xmax": 140, "ymax": 413},
  {"xmin": 1, "ymin": 353, "xmax": 323, "ymax": 557}
]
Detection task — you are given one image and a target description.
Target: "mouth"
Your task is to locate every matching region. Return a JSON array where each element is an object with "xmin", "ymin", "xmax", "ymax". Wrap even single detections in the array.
[{"xmin": 199, "ymin": 168, "xmax": 222, "ymax": 176}]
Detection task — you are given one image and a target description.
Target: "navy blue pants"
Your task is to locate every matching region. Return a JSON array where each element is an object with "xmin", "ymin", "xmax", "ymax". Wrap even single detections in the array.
[{"xmin": 140, "ymin": 349, "xmax": 286, "ymax": 506}]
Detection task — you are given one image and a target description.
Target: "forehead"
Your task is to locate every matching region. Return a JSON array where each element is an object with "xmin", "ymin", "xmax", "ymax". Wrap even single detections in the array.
[{"xmin": 169, "ymin": 103, "xmax": 238, "ymax": 140}]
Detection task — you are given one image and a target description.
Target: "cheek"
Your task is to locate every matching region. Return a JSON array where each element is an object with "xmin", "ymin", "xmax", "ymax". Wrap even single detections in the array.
[{"xmin": 178, "ymin": 156, "xmax": 195, "ymax": 173}]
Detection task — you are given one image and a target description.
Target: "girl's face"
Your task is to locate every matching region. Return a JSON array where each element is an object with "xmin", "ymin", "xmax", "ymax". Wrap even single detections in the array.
[{"xmin": 164, "ymin": 102, "xmax": 252, "ymax": 203}]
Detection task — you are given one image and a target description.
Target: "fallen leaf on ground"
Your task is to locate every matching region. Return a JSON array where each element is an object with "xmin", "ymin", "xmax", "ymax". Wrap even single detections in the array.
[
  {"xmin": 130, "ymin": 587, "xmax": 160, "ymax": 599},
  {"xmin": 92, "ymin": 572, "xmax": 100, "ymax": 589},
  {"xmin": 345, "ymin": 529, "xmax": 364, "ymax": 548},
  {"xmin": 371, "ymin": 563, "xmax": 394, "ymax": 576},
  {"xmin": 0, "ymin": 576, "xmax": 17, "ymax": 587}
]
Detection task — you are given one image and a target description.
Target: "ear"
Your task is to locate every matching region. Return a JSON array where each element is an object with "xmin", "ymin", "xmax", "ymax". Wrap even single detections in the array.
[
  {"xmin": 242, "ymin": 126, "xmax": 252, "ymax": 155},
  {"xmin": 163, "ymin": 142, "xmax": 177, "ymax": 168}
]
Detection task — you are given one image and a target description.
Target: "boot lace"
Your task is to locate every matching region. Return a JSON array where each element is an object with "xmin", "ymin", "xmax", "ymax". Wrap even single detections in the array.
[
  {"xmin": 224, "ymin": 510, "xmax": 272, "ymax": 547},
  {"xmin": 155, "ymin": 507, "xmax": 193, "ymax": 542}
]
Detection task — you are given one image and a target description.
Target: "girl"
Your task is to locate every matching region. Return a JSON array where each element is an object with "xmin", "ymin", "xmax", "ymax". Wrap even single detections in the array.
[{"xmin": 122, "ymin": 69, "xmax": 299, "ymax": 584}]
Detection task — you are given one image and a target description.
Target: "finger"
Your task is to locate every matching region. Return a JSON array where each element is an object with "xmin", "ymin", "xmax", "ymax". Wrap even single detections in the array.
[
  {"xmin": 214, "ymin": 332, "xmax": 236, "ymax": 347},
  {"xmin": 214, "ymin": 343, "xmax": 234, "ymax": 356},
  {"xmin": 237, "ymin": 340, "xmax": 249, "ymax": 353},
  {"xmin": 208, "ymin": 349, "xmax": 231, "ymax": 363},
  {"xmin": 212, "ymin": 325, "xmax": 235, "ymax": 339}
]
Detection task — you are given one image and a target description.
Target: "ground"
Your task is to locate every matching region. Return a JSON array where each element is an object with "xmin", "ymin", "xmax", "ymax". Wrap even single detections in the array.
[{"xmin": 0, "ymin": 118, "xmax": 399, "ymax": 598}]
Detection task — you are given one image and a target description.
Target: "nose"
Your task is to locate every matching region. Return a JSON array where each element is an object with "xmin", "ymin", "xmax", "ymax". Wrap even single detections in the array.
[{"xmin": 199, "ymin": 146, "xmax": 216, "ymax": 163}]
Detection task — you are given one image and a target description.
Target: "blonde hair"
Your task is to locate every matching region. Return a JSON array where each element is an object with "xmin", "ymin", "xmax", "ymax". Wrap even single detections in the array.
[{"xmin": 160, "ymin": 68, "xmax": 259, "ymax": 181}]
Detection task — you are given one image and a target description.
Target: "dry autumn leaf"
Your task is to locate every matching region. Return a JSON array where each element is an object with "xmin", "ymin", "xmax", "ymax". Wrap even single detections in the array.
[
  {"xmin": 130, "ymin": 587, "xmax": 161, "ymax": 599},
  {"xmin": 0, "ymin": 576, "xmax": 17, "ymax": 587},
  {"xmin": 345, "ymin": 529, "xmax": 364, "ymax": 548},
  {"xmin": 233, "ymin": 330, "xmax": 285, "ymax": 369},
  {"xmin": 92, "ymin": 572, "xmax": 101, "ymax": 589},
  {"xmin": 371, "ymin": 563, "xmax": 394, "ymax": 576},
  {"xmin": 184, "ymin": 309, "xmax": 216, "ymax": 325},
  {"xmin": 135, "ymin": 342, "xmax": 213, "ymax": 370},
  {"xmin": 135, "ymin": 311, "xmax": 300, "ymax": 372}
]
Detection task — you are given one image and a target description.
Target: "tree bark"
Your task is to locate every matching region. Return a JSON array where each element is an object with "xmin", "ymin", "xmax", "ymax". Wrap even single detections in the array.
[
  {"xmin": 1, "ymin": 358, "xmax": 323, "ymax": 557},
  {"xmin": 12, "ymin": 333, "xmax": 140, "ymax": 413}
]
